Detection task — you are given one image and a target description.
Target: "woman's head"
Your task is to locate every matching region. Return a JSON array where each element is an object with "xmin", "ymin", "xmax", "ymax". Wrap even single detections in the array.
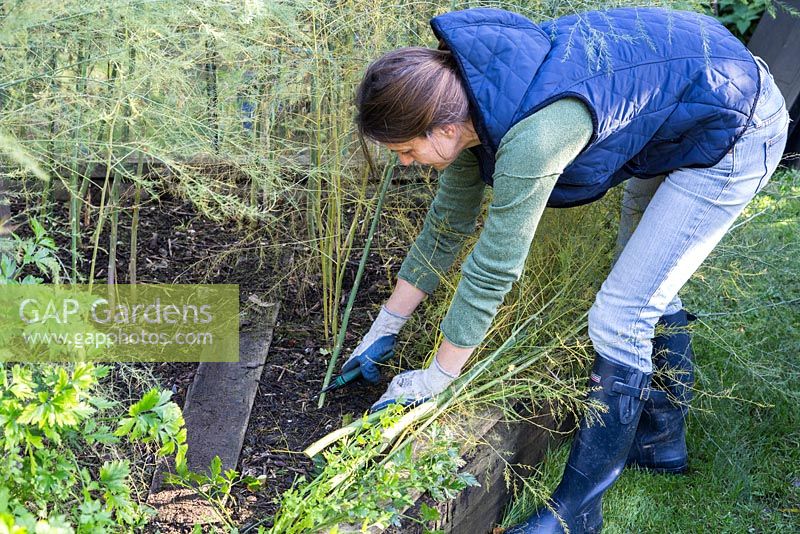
[{"xmin": 355, "ymin": 47, "xmax": 475, "ymax": 169}]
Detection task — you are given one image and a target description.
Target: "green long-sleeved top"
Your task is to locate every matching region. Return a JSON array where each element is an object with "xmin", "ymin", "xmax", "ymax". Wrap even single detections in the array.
[{"xmin": 397, "ymin": 98, "xmax": 594, "ymax": 348}]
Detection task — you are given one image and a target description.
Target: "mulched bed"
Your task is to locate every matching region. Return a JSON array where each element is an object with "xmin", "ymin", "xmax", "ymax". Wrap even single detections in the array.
[{"xmin": 7, "ymin": 177, "xmax": 421, "ymax": 531}]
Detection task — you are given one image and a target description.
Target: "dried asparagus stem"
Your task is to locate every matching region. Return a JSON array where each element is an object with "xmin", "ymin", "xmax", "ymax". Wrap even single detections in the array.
[
  {"xmin": 317, "ymin": 147, "xmax": 395, "ymax": 408},
  {"xmin": 303, "ymin": 401, "xmax": 435, "ymax": 459},
  {"xmin": 306, "ymin": 288, "xmax": 567, "ymax": 457}
]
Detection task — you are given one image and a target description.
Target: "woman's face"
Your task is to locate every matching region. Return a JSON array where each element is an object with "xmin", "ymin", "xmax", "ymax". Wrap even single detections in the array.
[{"xmin": 383, "ymin": 124, "xmax": 468, "ymax": 171}]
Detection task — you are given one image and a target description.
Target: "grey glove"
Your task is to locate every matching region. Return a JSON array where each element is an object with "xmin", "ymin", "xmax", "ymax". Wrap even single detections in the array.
[
  {"xmin": 341, "ymin": 305, "xmax": 409, "ymax": 383},
  {"xmin": 370, "ymin": 357, "xmax": 457, "ymax": 413}
]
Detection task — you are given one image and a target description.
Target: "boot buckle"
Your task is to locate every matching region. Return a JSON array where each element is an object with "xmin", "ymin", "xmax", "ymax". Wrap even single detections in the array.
[{"xmin": 611, "ymin": 380, "xmax": 652, "ymax": 401}]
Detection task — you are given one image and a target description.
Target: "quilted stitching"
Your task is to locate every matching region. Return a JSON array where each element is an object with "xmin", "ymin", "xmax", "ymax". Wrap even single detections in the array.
[
  {"xmin": 431, "ymin": 7, "xmax": 760, "ymax": 207},
  {"xmin": 432, "ymin": 11, "xmax": 551, "ymax": 151}
]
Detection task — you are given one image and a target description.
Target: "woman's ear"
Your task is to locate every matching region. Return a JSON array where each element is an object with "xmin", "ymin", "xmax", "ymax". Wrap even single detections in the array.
[{"xmin": 437, "ymin": 123, "xmax": 459, "ymax": 138}]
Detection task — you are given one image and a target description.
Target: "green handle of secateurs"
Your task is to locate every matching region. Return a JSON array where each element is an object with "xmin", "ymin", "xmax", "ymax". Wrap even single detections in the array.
[{"xmin": 323, "ymin": 350, "xmax": 395, "ymax": 392}]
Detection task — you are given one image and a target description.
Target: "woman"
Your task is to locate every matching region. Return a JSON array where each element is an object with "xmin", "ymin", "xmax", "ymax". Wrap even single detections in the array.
[{"xmin": 340, "ymin": 7, "xmax": 789, "ymax": 532}]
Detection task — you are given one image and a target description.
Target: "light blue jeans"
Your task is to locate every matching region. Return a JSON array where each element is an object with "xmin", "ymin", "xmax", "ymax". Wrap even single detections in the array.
[{"xmin": 589, "ymin": 58, "xmax": 790, "ymax": 372}]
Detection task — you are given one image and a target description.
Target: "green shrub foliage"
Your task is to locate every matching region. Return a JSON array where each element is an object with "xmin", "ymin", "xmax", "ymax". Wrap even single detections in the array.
[{"xmin": 0, "ymin": 362, "xmax": 186, "ymax": 531}]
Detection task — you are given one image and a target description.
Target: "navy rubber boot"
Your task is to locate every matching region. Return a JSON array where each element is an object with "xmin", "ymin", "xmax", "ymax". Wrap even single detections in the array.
[
  {"xmin": 506, "ymin": 354, "xmax": 654, "ymax": 534},
  {"xmin": 627, "ymin": 309, "xmax": 695, "ymax": 474}
]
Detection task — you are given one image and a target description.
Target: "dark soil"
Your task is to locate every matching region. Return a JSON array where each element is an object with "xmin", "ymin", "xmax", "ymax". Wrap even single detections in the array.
[{"xmin": 7, "ymin": 178, "xmax": 420, "ymax": 531}]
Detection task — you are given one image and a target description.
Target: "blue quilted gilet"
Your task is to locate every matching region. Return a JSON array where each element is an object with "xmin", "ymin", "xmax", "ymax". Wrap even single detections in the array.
[{"xmin": 430, "ymin": 7, "xmax": 762, "ymax": 207}]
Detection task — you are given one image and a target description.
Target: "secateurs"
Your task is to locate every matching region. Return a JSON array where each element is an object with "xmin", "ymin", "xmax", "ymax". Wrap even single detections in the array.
[{"xmin": 319, "ymin": 349, "xmax": 395, "ymax": 393}]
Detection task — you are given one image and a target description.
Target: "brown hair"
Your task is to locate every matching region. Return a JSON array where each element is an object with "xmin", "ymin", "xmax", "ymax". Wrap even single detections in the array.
[{"xmin": 355, "ymin": 47, "xmax": 470, "ymax": 143}]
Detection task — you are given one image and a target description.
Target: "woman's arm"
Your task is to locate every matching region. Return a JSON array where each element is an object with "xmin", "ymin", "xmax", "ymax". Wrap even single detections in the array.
[
  {"xmin": 384, "ymin": 278, "xmax": 427, "ymax": 316},
  {"xmin": 347, "ymin": 148, "xmax": 485, "ymax": 387},
  {"xmin": 376, "ymin": 152, "xmax": 484, "ymax": 375},
  {"xmin": 368, "ymin": 100, "xmax": 593, "ymax": 410},
  {"xmin": 432, "ymin": 170, "xmax": 561, "ymax": 374},
  {"xmin": 386, "ymin": 163, "xmax": 487, "ymax": 370},
  {"xmin": 435, "ymin": 98, "xmax": 594, "ymax": 373},
  {"xmin": 389, "ymin": 149, "xmax": 486, "ymax": 313}
]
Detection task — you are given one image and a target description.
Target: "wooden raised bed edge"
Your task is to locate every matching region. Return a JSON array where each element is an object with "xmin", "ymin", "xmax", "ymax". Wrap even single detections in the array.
[
  {"xmin": 429, "ymin": 406, "xmax": 569, "ymax": 534},
  {"xmin": 332, "ymin": 404, "xmax": 570, "ymax": 534},
  {"xmin": 147, "ymin": 298, "xmax": 279, "ymax": 528}
]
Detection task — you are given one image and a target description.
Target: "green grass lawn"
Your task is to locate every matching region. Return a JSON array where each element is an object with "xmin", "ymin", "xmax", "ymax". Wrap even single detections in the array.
[{"xmin": 502, "ymin": 168, "xmax": 800, "ymax": 533}]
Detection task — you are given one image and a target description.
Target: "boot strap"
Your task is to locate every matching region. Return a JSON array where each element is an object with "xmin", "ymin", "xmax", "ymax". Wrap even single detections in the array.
[{"xmin": 611, "ymin": 381, "xmax": 667, "ymax": 401}]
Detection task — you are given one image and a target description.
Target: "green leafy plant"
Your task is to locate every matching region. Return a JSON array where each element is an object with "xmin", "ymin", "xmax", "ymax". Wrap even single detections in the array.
[
  {"xmin": 265, "ymin": 405, "xmax": 478, "ymax": 533},
  {"xmin": 117, "ymin": 391, "xmax": 265, "ymax": 530},
  {"xmin": 114, "ymin": 388, "xmax": 188, "ymax": 468},
  {"xmin": 715, "ymin": 0, "xmax": 773, "ymax": 38},
  {"xmin": 0, "ymin": 362, "xmax": 187, "ymax": 532},
  {"xmin": 166, "ymin": 455, "xmax": 266, "ymax": 529},
  {"xmin": 0, "ymin": 219, "xmax": 61, "ymax": 285}
]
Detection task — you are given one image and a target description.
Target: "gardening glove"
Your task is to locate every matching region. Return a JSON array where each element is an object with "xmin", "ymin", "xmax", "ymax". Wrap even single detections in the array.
[
  {"xmin": 341, "ymin": 305, "xmax": 409, "ymax": 384},
  {"xmin": 370, "ymin": 357, "xmax": 457, "ymax": 413}
]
